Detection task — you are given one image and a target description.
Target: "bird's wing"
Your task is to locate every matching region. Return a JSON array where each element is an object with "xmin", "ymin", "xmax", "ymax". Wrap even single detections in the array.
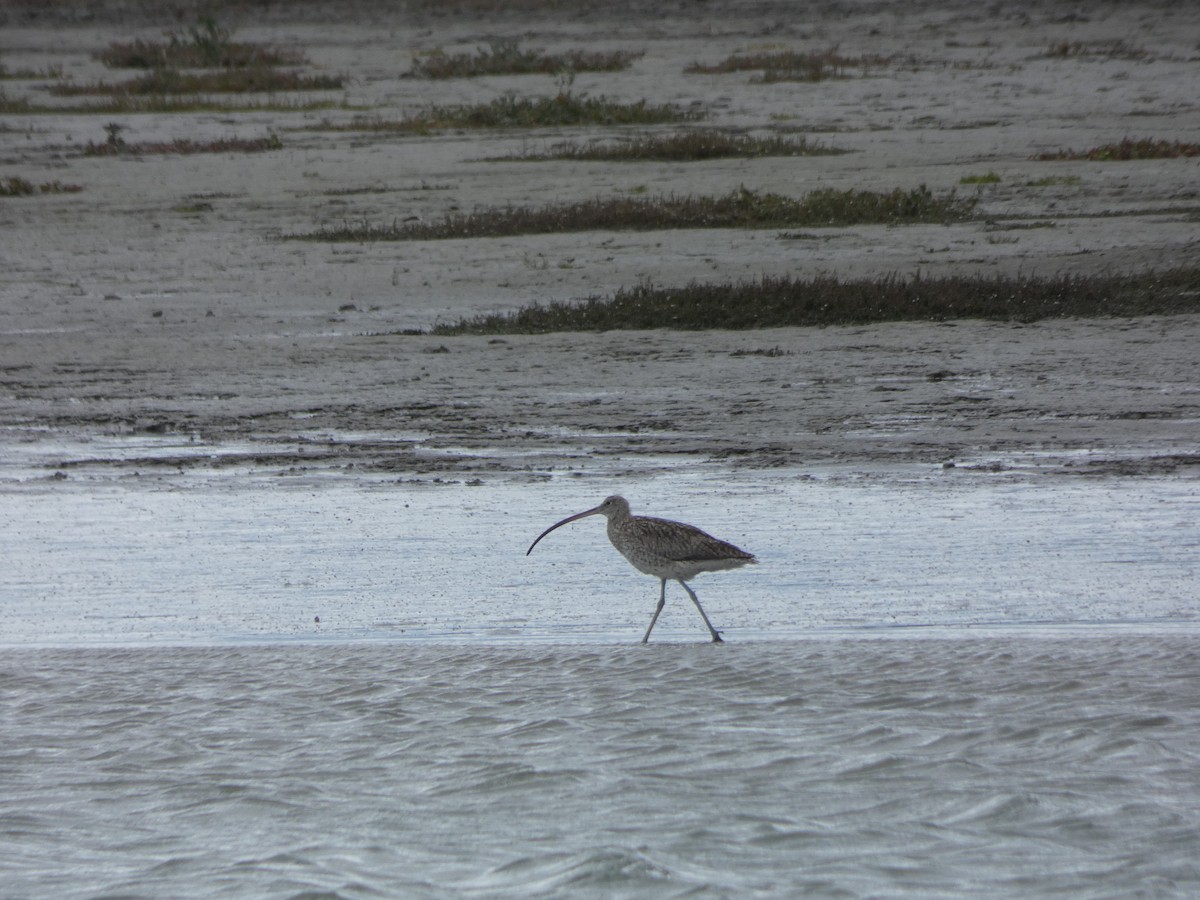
[{"xmin": 630, "ymin": 516, "xmax": 753, "ymax": 562}]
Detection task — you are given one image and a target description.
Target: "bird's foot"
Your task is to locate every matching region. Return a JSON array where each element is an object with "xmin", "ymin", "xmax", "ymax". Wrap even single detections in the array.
[{"xmin": 711, "ymin": 633, "xmax": 724, "ymax": 644}]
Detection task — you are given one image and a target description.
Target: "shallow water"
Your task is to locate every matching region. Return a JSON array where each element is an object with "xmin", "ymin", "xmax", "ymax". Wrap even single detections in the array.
[
  {"xmin": 2, "ymin": 467, "xmax": 1197, "ymax": 645},
  {"xmin": 4, "ymin": 639, "xmax": 1199, "ymax": 898}
]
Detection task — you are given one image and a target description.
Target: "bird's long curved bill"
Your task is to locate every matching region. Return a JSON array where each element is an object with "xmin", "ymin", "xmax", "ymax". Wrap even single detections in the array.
[{"xmin": 526, "ymin": 506, "xmax": 602, "ymax": 555}]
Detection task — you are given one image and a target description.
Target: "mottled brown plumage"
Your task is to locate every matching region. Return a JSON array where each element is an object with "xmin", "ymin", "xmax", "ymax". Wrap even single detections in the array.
[{"xmin": 527, "ymin": 495, "xmax": 756, "ymax": 643}]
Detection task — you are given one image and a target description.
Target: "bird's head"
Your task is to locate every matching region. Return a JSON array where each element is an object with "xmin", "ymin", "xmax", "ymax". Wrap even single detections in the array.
[{"xmin": 595, "ymin": 495, "xmax": 630, "ymax": 518}]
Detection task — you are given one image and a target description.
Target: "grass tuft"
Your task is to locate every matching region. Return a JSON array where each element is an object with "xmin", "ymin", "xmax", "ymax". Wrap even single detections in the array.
[
  {"xmin": 0, "ymin": 90, "xmax": 33, "ymax": 112},
  {"xmin": 0, "ymin": 61, "xmax": 64, "ymax": 80},
  {"xmin": 1, "ymin": 176, "xmax": 82, "ymax": 196},
  {"xmin": 959, "ymin": 171, "xmax": 1001, "ymax": 184},
  {"xmin": 1027, "ymin": 174, "xmax": 1082, "ymax": 187},
  {"xmin": 486, "ymin": 131, "xmax": 849, "ymax": 161},
  {"xmin": 1043, "ymin": 40, "xmax": 1149, "ymax": 60},
  {"xmin": 96, "ymin": 16, "xmax": 307, "ymax": 69},
  {"xmin": 408, "ymin": 40, "xmax": 639, "ymax": 78},
  {"xmin": 687, "ymin": 48, "xmax": 889, "ymax": 82},
  {"xmin": 430, "ymin": 268, "xmax": 1200, "ymax": 334},
  {"xmin": 1034, "ymin": 138, "xmax": 1200, "ymax": 161},
  {"xmin": 10, "ymin": 95, "xmax": 353, "ymax": 114},
  {"xmin": 290, "ymin": 185, "xmax": 973, "ymax": 242},
  {"xmin": 83, "ymin": 126, "xmax": 282, "ymax": 156},
  {"xmin": 50, "ymin": 67, "xmax": 344, "ymax": 96},
  {"xmin": 313, "ymin": 91, "xmax": 698, "ymax": 132}
]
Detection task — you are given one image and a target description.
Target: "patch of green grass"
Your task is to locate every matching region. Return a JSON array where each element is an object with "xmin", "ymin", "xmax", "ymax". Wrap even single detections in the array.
[
  {"xmin": 1043, "ymin": 40, "xmax": 1148, "ymax": 60},
  {"xmin": 687, "ymin": 48, "xmax": 889, "ymax": 82},
  {"xmin": 408, "ymin": 40, "xmax": 639, "ymax": 78},
  {"xmin": 312, "ymin": 91, "xmax": 699, "ymax": 132},
  {"xmin": 96, "ymin": 17, "xmax": 307, "ymax": 69},
  {"xmin": 429, "ymin": 268, "xmax": 1200, "ymax": 334},
  {"xmin": 50, "ymin": 66, "xmax": 344, "ymax": 96},
  {"xmin": 290, "ymin": 185, "xmax": 973, "ymax": 242},
  {"xmin": 1027, "ymin": 174, "xmax": 1082, "ymax": 187},
  {"xmin": 0, "ymin": 176, "xmax": 82, "ymax": 196},
  {"xmin": 316, "ymin": 181, "xmax": 452, "ymax": 195},
  {"xmin": 486, "ymin": 131, "xmax": 850, "ymax": 161},
  {"xmin": 0, "ymin": 90, "xmax": 33, "ymax": 112},
  {"xmin": 985, "ymin": 220, "xmax": 1056, "ymax": 231},
  {"xmin": 322, "ymin": 185, "xmax": 395, "ymax": 196},
  {"xmin": 729, "ymin": 346, "xmax": 792, "ymax": 357},
  {"xmin": 172, "ymin": 201, "xmax": 214, "ymax": 213},
  {"xmin": 1034, "ymin": 138, "xmax": 1200, "ymax": 161},
  {"xmin": 959, "ymin": 171, "xmax": 1001, "ymax": 184},
  {"xmin": 0, "ymin": 61, "xmax": 64, "ymax": 80},
  {"xmin": 2, "ymin": 91, "xmax": 355, "ymax": 114},
  {"xmin": 82, "ymin": 124, "xmax": 282, "ymax": 156}
]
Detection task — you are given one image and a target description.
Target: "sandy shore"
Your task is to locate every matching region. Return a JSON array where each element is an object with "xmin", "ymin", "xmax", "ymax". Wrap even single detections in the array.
[{"xmin": 2, "ymin": 0, "xmax": 1198, "ymax": 483}]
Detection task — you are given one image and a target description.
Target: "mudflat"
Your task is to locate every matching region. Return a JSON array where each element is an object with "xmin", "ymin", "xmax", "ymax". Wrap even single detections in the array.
[{"xmin": 2, "ymin": 0, "xmax": 1198, "ymax": 482}]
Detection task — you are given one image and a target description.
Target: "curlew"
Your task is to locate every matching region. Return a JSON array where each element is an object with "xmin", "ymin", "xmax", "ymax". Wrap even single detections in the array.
[{"xmin": 526, "ymin": 495, "xmax": 756, "ymax": 643}]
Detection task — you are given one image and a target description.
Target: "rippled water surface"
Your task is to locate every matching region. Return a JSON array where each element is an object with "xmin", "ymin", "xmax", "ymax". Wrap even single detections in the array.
[{"xmin": 4, "ymin": 639, "xmax": 1199, "ymax": 898}]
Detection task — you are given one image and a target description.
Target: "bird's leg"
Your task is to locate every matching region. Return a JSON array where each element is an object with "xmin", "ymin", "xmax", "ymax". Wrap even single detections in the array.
[
  {"xmin": 679, "ymin": 580, "xmax": 723, "ymax": 643},
  {"xmin": 641, "ymin": 578, "xmax": 667, "ymax": 644}
]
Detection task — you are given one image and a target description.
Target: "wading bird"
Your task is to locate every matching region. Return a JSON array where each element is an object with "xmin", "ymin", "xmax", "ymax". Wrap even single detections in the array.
[{"xmin": 526, "ymin": 495, "xmax": 756, "ymax": 643}]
